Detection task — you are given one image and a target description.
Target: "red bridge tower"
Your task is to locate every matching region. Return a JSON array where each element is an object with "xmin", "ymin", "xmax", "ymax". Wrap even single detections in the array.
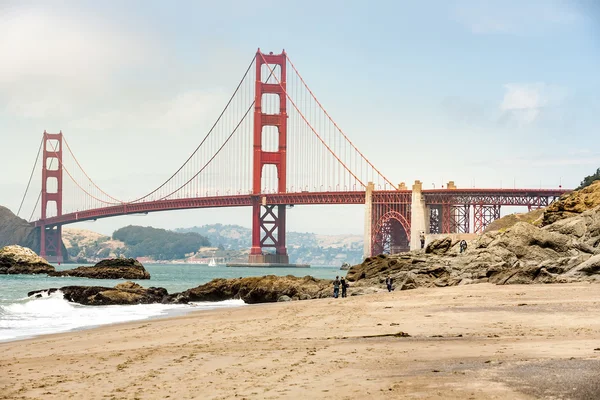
[
  {"xmin": 40, "ymin": 131, "xmax": 64, "ymax": 263},
  {"xmin": 249, "ymin": 50, "xmax": 289, "ymax": 264}
]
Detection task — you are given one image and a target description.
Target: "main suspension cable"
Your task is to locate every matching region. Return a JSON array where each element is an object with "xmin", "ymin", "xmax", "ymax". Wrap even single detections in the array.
[
  {"xmin": 127, "ymin": 55, "xmax": 257, "ymax": 204},
  {"xmin": 286, "ymin": 54, "xmax": 395, "ymax": 188},
  {"xmin": 17, "ymin": 137, "xmax": 43, "ymax": 217},
  {"xmin": 62, "ymin": 137, "xmax": 124, "ymax": 203},
  {"xmin": 259, "ymin": 53, "xmax": 366, "ymax": 188}
]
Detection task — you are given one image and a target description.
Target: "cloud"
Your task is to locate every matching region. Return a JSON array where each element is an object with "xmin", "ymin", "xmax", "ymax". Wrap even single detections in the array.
[
  {"xmin": 499, "ymin": 83, "xmax": 567, "ymax": 126},
  {"xmin": 454, "ymin": 0, "xmax": 581, "ymax": 35},
  {"xmin": 0, "ymin": 8, "xmax": 150, "ymax": 84},
  {"xmin": 0, "ymin": 6, "xmax": 157, "ymax": 118},
  {"xmin": 500, "ymin": 83, "xmax": 545, "ymax": 124}
]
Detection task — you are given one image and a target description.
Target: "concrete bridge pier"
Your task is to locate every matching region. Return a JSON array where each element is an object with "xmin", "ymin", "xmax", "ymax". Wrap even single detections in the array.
[
  {"xmin": 410, "ymin": 180, "xmax": 428, "ymax": 251},
  {"xmin": 363, "ymin": 182, "xmax": 375, "ymax": 260}
]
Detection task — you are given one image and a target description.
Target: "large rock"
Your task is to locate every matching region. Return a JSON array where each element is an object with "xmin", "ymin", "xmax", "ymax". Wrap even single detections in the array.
[
  {"xmin": 346, "ymin": 205, "xmax": 600, "ymax": 291},
  {"xmin": 170, "ymin": 275, "xmax": 333, "ymax": 304},
  {"xmin": 542, "ymin": 181, "xmax": 600, "ymax": 226},
  {"xmin": 28, "ymin": 281, "xmax": 169, "ymax": 305},
  {"xmin": 425, "ymin": 237, "xmax": 453, "ymax": 255},
  {"xmin": 28, "ymin": 275, "xmax": 335, "ymax": 306},
  {"xmin": 0, "ymin": 245, "xmax": 55, "ymax": 275},
  {"xmin": 49, "ymin": 258, "xmax": 150, "ymax": 279}
]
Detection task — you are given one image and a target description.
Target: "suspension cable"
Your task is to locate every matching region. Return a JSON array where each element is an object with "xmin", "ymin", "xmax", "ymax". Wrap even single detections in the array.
[
  {"xmin": 17, "ymin": 137, "xmax": 43, "ymax": 217},
  {"xmin": 259, "ymin": 53, "xmax": 366, "ymax": 188},
  {"xmin": 62, "ymin": 137, "xmax": 124, "ymax": 203},
  {"xmin": 286, "ymin": 54, "xmax": 395, "ymax": 188},
  {"xmin": 28, "ymin": 191, "xmax": 41, "ymax": 222},
  {"xmin": 155, "ymin": 62, "xmax": 280, "ymax": 200},
  {"xmin": 126, "ymin": 55, "xmax": 257, "ymax": 204},
  {"xmin": 157, "ymin": 100, "xmax": 255, "ymax": 200}
]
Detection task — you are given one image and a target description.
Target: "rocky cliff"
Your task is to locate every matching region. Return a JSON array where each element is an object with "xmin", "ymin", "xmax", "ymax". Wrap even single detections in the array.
[
  {"xmin": 543, "ymin": 180, "xmax": 600, "ymax": 226},
  {"xmin": 346, "ymin": 183, "xmax": 600, "ymax": 290},
  {"xmin": 0, "ymin": 206, "xmax": 40, "ymax": 253},
  {"xmin": 0, "ymin": 205, "xmax": 68, "ymax": 259}
]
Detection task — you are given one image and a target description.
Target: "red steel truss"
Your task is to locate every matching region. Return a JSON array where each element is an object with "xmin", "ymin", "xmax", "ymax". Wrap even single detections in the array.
[
  {"xmin": 422, "ymin": 189, "xmax": 563, "ymax": 206},
  {"xmin": 473, "ymin": 204, "xmax": 502, "ymax": 234},
  {"xmin": 370, "ymin": 191, "xmax": 411, "ymax": 256},
  {"xmin": 450, "ymin": 205, "xmax": 470, "ymax": 234}
]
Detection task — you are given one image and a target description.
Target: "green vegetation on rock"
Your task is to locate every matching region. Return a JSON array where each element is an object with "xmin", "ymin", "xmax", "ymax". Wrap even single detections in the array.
[
  {"xmin": 577, "ymin": 168, "xmax": 600, "ymax": 190},
  {"xmin": 113, "ymin": 225, "xmax": 210, "ymax": 260}
]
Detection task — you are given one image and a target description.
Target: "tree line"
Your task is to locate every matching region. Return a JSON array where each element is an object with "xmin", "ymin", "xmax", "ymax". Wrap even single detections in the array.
[{"xmin": 113, "ymin": 225, "xmax": 210, "ymax": 260}]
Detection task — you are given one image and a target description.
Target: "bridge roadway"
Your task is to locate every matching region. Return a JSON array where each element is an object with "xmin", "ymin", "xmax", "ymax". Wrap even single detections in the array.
[{"xmin": 35, "ymin": 188, "xmax": 568, "ymax": 228}]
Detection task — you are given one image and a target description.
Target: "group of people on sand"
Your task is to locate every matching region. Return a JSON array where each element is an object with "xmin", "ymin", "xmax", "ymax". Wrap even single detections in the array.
[{"xmin": 332, "ymin": 276, "xmax": 348, "ymax": 298}]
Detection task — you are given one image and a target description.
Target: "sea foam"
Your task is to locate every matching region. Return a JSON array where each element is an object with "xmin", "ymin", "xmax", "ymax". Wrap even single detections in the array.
[{"xmin": 0, "ymin": 291, "xmax": 244, "ymax": 342}]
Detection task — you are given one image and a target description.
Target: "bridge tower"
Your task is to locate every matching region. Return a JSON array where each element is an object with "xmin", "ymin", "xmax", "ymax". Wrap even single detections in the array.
[
  {"xmin": 249, "ymin": 50, "xmax": 289, "ymax": 264},
  {"xmin": 40, "ymin": 131, "xmax": 64, "ymax": 263}
]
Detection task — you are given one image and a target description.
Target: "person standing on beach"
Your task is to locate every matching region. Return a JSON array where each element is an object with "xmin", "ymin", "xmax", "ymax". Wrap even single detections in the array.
[
  {"xmin": 419, "ymin": 232, "xmax": 425, "ymax": 249},
  {"xmin": 340, "ymin": 277, "xmax": 347, "ymax": 298},
  {"xmin": 333, "ymin": 276, "xmax": 341, "ymax": 298},
  {"xmin": 385, "ymin": 276, "xmax": 393, "ymax": 292}
]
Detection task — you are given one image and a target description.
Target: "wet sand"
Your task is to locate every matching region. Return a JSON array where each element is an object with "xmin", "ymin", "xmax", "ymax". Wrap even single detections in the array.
[{"xmin": 1, "ymin": 283, "xmax": 600, "ymax": 399}]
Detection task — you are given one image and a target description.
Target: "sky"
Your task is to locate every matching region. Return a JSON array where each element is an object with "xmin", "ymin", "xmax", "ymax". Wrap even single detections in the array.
[{"xmin": 1, "ymin": 0, "xmax": 599, "ymax": 236}]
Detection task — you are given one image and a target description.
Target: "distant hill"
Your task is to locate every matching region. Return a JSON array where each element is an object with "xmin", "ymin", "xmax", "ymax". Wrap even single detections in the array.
[
  {"xmin": 177, "ymin": 224, "xmax": 364, "ymax": 265},
  {"xmin": 0, "ymin": 205, "xmax": 69, "ymax": 260},
  {"xmin": 0, "ymin": 206, "xmax": 39, "ymax": 252},
  {"xmin": 112, "ymin": 225, "xmax": 210, "ymax": 260},
  {"xmin": 63, "ymin": 228, "xmax": 125, "ymax": 262}
]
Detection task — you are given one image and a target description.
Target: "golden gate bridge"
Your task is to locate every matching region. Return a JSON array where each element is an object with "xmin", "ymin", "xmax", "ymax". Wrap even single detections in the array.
[{"xmin": 17, "ymin": 50, "xmax": 568, "ymax": 263}]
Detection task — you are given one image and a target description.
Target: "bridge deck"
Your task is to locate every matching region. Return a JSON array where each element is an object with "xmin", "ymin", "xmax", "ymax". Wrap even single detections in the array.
[{"xmin": 34, "ymin": 189, "xmax": 568, "ymax": 227}]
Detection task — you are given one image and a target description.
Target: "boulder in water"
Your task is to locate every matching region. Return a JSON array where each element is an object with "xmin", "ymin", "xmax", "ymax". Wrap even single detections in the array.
[
  {"xmin": 28, "ymin": 281, "xmax": 169, "ymax": 305},
  {"xmin": 0, "ymin": 245, "xmax": 55, "ymax": 275},
  {"xmin": 170, "ymin": 275, "xmax": 332, "ymax": 304},
  {"xmin": 49, "ymin": 258, "xmax": 150, "ymax": 279}
]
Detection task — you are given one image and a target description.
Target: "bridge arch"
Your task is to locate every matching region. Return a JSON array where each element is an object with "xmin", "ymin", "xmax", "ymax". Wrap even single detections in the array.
[{"xmin": 371, "ymin": 211, "xmax": 411, "ymax": 256}]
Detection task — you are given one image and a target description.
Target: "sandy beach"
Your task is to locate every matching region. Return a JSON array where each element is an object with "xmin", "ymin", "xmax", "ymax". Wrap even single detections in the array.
[{"xmin": 1, "ymin": 283, "xmax": 600, "ymax": 399}]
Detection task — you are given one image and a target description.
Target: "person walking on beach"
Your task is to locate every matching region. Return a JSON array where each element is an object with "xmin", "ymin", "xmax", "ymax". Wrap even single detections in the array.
[
  {"xmin": 385, "ymin": 276, "xmax": 394, "ymax": 292},
  {"xmin": 333, "ymin": 276, "xmax": 341, "ymax": 298},
  {"xmin": 340, "ymin": 277, "xmax": 348, "ymax": 298}
]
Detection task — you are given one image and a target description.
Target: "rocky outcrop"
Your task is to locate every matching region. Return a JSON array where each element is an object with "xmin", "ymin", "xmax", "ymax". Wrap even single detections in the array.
[
  {"xmin": 484, "ymin": 208, "xmax": 545, "ymax": 233},
  {"xmin": 0, "ymin": 206, "xmax": 40, "ymax": 253},
  {"xmin": 29, "ymin": 276, "xmax": 336, "ymax": 306},
  {"xmin": 170, "ymin": 275, "xmax": 333, "ymax": 304},
  {"xmin": 542, "ymin": 181, "xmax": 600, "ymax": 226},
  {"xmin": 0, "ymin": 245, "xmax": 55, "ymax": 275},
  {"xmin": 28, "ymin": 281, "xmax": 169, "ymax": 305},
  {"xmin": 0, "ymin": 205, "xmax": 68, "ymax": 259},
  {"xmin": 347, "ymin": 206, "xmax": 600, "ymax": 290},
  {"xmin": 49, "ymin": 258, "xmax": 150, "ymax": 279}
]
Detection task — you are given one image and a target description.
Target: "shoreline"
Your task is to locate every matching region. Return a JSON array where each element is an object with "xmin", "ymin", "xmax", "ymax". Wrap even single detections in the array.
[
  {"xmin": 0, "ymin": 295, "xmax": 246, "ymax": 344},
  {"xmin": 2, "ymin": 283, "xmax": 600, "ymax": 399}
]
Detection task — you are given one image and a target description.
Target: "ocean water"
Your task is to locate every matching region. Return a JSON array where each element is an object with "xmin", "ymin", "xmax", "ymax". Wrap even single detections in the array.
[{"xmin": 0, "ymin": 263, "xmax": 341, "ymax": 343}]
